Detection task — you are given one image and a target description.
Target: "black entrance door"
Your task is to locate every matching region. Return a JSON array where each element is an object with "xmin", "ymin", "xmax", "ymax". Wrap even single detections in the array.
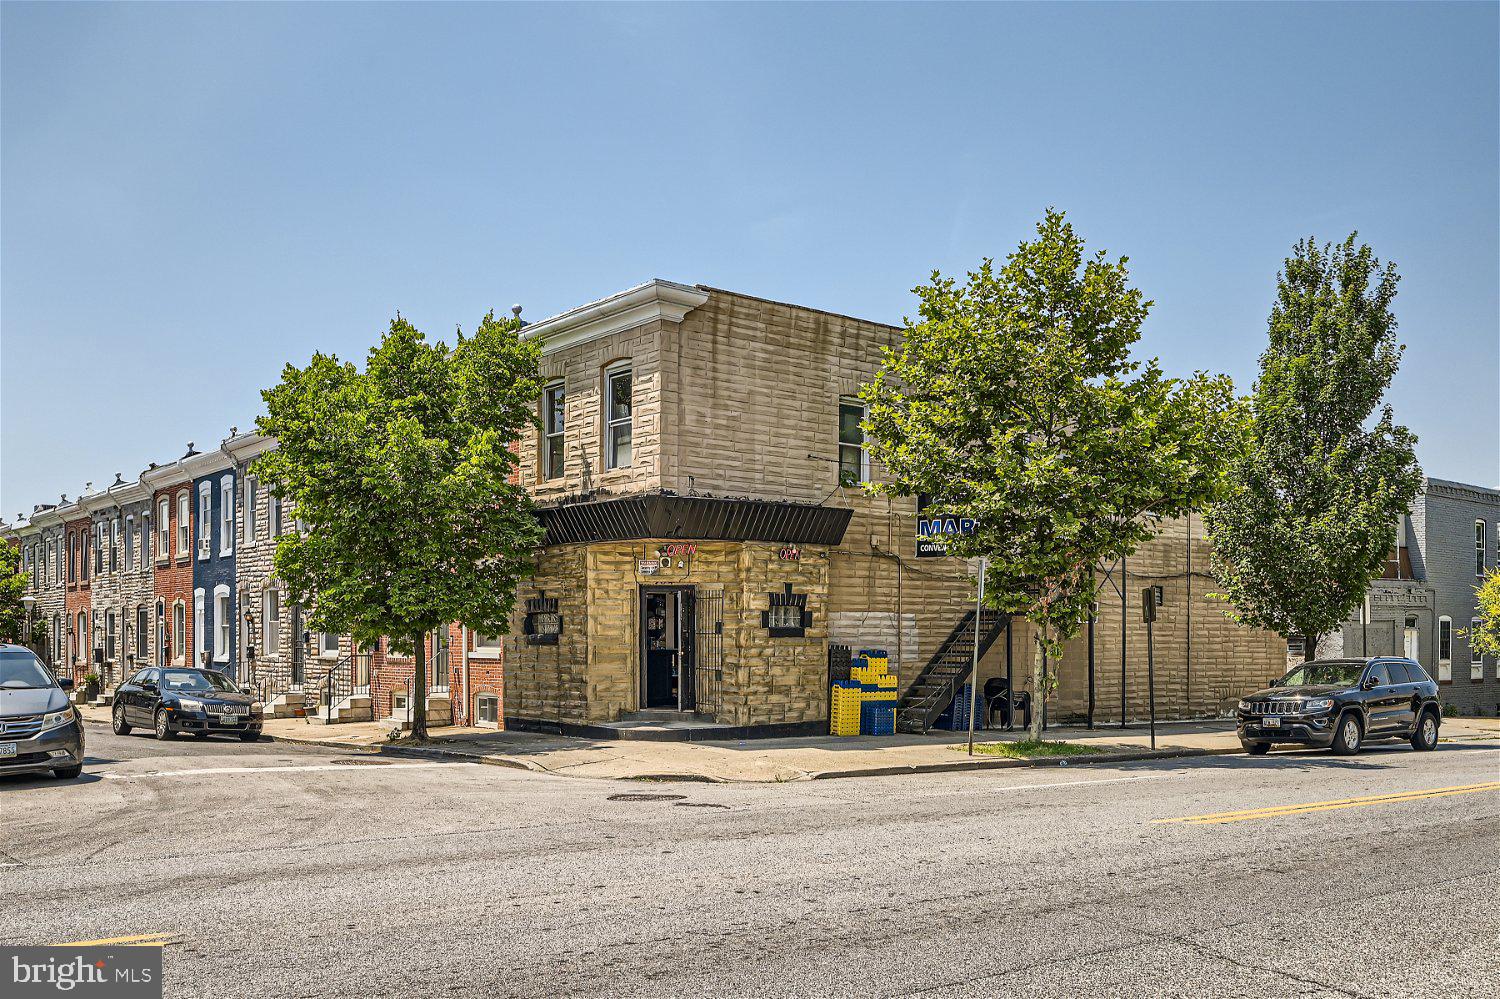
[{"xmin": 641, "ymin": 587, "xmax": 695, "ymax": 709}]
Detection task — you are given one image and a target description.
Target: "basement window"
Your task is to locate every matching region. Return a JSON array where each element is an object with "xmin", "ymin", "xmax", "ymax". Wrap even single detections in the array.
[{"xmin": 477, "ymin": 694, "xmax": 499, "ymax": 726}]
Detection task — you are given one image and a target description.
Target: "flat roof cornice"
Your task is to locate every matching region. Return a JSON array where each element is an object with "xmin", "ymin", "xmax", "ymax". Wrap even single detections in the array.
[{"xmin": 520, "ymin": 279, "xmax": 709, "ymax": 355}]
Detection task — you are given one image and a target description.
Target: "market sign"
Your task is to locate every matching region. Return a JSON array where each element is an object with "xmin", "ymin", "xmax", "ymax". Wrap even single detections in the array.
[
  {"xmin": 916, "ymin": 514, "xmax": 977, "ymax": 558},
  {"xmin": 638, "ymin": 559, "xmax": 660, "ymax": 575}
]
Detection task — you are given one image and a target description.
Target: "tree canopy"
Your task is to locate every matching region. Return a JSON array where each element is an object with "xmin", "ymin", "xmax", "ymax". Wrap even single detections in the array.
[
  {"xmin": 864, "ymin": 209, "xmax": 1246, "ymax": 737},
  {"xmin": 1205, "ymin": 236, "xmax": 1422, "ymax": 656},
  {"xmin": 0, "ymin": 538, "xmax": 28, "ymax": 645},
  {"xmin": 254, "ymin": 311, "xmax": 545, "ymax": 737}
]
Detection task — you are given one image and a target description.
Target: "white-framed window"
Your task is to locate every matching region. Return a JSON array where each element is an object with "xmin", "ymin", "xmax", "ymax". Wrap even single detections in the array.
[
  {"xmin": 94, "ymin": 522, "xmax": 104, "ymax": 575},
  {"xmin": 319, "ymin": 632, "xmax": 340, "ymax": 658},
  {"xmin": 472, "ymin": 632, "xmax": 503, "ymax": 658},
  {"xmin": 219, "ymin": 476, "xmax": 234, "ymax": 556},
  {"xmin": 215, "ymin": 585, "xmax": 231, "ymax": 662},
  {"xmin": 135, "ymin": 523, "xmax": 145, "ymax": 571},
  {"xmin": 157, "ymin": 499, "xmax": 170, "ymax": 561},
  {"xmin": 124, "ymin": 516, "xmax": 135, "ymax": 571},
  {"xmin": 262, "ymin": 588, "xmax": 280, "ymax": 657},
  {"xmin": 1471, "ymin": 617, "xmax": 1484, "ymax": 678},
  {"xmin": 1438, "ymin": 615, "xmax": 1452, "ymax": 675},
  {"xmin": 604, "ymin": 364, "xmax": 632, "ymax": 470},
  {"xmin": 135, "ymin": 605, "xmax": 148, "ymax": 662},
  {"xmin": 838, "ymin": 397, "xmax": 868, "ymax": 485},
  {"xmin": 270, "ymin": 496, "xmax": 282, "ymax": 537},
  {"xmin": 1477, "ymin": 520, "xmax": 1488, "ymax": 577},
  {"xmin": 46, "ymin": 540, "xmax": 55, "ymax": 584},
  {"xmin": 106, "ymin": 611, "xmax": 117, "ymax": 662},
  {"xmin": 476, "ymin": 693, "xmax": 499, "ymax": 726},
  {"xmin": 109, "ymin": 518, "xmax": 119, "ymax": 572},
  {"xmin": 177, "ymin": 491, "xmax": 190, "ymax": 556},
  {"xmin": 197, "ymin": 483, "xmax": 212, "ymax": 559},
  {"xmin": 172, "ymin": 601, "xmax": 186, "ymax": 666},
  {"xmin": 542, "ymin": 381, "xmax": 566, "ymax": 480},
  {"xmin": 193, "ymin": 589, "xmax": 205, "ymax": 662},
  {"xmin": 244, "ymin": 477, "xmax": 258, "ymax": 545}
]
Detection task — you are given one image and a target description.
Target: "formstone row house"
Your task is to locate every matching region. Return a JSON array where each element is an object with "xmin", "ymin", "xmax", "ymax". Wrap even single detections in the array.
[
  {"xmin": 4, "ymin": 432, "xmax": 490, "ymax": 730},
  {"xmin": 8, "ymin": 279, "xmax": 1492, "ymax": 733}
]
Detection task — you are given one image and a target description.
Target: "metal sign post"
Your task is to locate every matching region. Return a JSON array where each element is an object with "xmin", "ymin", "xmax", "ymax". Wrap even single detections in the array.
[
  {"xmin": 967, "ymin": 556, "xmax": 986, "ymax": 756},
  {"xmin": 1142, "ymin": 587, "xmax": 1157, "ymax": 751}
]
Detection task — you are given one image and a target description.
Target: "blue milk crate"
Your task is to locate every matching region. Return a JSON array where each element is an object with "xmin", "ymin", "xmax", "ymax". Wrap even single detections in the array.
[
  {"xmin": 860, "ymin": 700, "xmax": 896, "ymax": 736},
  {"xmin": 935, "ymin": 684, "xmax": 982, "ymax": 731}
]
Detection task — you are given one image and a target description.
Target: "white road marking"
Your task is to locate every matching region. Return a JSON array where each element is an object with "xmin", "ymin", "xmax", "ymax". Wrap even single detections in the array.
[{"xmin": 98, "ymin": 761, "xmax": 479, "ymax": 779}]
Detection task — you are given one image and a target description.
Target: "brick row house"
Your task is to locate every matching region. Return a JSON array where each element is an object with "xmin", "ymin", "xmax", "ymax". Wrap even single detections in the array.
[{"xmin": 5, "ymin": 280, "xmax": 1495, "ymax": 728}]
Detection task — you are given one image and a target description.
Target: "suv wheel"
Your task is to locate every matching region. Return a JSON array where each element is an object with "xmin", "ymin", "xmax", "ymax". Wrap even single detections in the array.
[
  {"xmin": 153, "ymin": 708, "xmax": 175, "ymax": 741},
  {"xmin": 1243, "ymin": 742, "xmax": 1270, "ymax": 756},
  {"xmin": 1410, "ymin": 711, "xmax": 1439, "ymax": 751},
  {"xmin": 111, "ymin": 702, "xmax": 132, "ymax": 736},
  {"xmin": 1331, "ymin": 712, "xmax": 1362, "ymax": 755}
]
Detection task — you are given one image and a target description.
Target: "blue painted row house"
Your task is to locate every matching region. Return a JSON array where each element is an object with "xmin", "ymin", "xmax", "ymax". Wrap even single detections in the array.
[{"xmin": 186, "ymin": 449, "xmax": 239, "ymax": 681}]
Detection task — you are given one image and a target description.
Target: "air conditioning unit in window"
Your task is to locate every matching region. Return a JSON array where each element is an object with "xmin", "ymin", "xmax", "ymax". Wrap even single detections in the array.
[{"xmin": 198, "ymin": 539, "xmax": 212, "ymax": 558}]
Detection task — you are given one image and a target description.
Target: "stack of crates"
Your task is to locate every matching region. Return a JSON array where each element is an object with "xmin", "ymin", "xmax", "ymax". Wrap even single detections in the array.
[
  {"xmin": 830, "ymin": 649, "xmax": 899, "ymax": 736},
  {"xmin": 830, "ymin": 682, "xmax": 864, "ymax": 736},
  {"xmin": 934, "ymin": 683, "xmax": 979, "ymax": 731}
]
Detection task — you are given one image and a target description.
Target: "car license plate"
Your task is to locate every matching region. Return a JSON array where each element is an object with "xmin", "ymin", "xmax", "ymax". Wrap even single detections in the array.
[
  {"xmin": 0, "ymin": 742, "xmax": 16, "ymax": 758},
  {"xmin": 1263, "ymin": 716, "xmax": 1281, "ymax": 728}
]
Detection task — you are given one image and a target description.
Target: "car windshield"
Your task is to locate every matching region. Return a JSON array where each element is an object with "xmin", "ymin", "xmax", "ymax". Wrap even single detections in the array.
[
  {"xmin": 1277, "ymin": 660, "xmax": 1365, "ymax": 688},
  {"xmin": 0, "ymin": 650, "xmax": 55, "ymax": 689},
  {"xmin": 161, "ymin": 669, "xmax": 237, "ymax": 693}
]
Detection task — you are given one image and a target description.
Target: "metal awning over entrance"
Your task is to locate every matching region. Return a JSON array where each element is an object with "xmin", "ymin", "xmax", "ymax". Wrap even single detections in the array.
[{"xmin": 537, "ymin": 493, "xmax": 852, "ymax": 547}]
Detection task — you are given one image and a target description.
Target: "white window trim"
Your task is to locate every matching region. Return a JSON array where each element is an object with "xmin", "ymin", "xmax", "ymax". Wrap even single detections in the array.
[
  {"xmin": 219, "ymin": 476, "xmax": 234, "ymax": 557},
  {"xmin": 193, "ymin": 589, "xmax": 205, "ymax": 663},
  {"xmin": 214, "ymin": 584, "xmax": 231, "ymax": 663},
  {"xmin": 157, "ymin": 500, "xmax": 170, "ymax": 562},
  {"xmin": 319, "ymin": 633, "xmax": 340, "ymax": 659},
  {"xmin": 471, "ymin": 633, "xmax": 503, "ymax": 660},
  {"xmin": 476, "ymin": 693, "xmax": 500, "ymax": 728},
  {"xmin": 1478, "ymin": 520, "xmax": 1488, "ymax": 578},
  {"xmin": 839, "ymin": 396, "xmax": 870, "ymax": 484},
  {"xmin": 542, "ymin": 380, "xmax": 566, "ymax": 480},
  {"xmin": 1437, "ymin": 616, "xmax": 1452, "ymax": 665},
  {"xmin": 244, "ymin": 477, "xmax": 258, "ymax": 547},
  {"xmin": 604, "ymin": 364, "xmax": 632, "ymax": 471},
  {"xmin": 177, "ymin": 491, "xmax": 191, "ymax": 557},
  {"xmin": 262, "ymin": 588, "xmax": 280, "ymax": 659}
]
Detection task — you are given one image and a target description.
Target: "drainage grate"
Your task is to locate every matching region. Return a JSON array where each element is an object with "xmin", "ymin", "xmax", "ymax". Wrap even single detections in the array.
[
  {"xmin": 329, "ymin": 758, "xmax": 393, "ymax": 766},
  {"xmin": 607, "ymin": 793, "xmax": 687, "ymax": 802}
]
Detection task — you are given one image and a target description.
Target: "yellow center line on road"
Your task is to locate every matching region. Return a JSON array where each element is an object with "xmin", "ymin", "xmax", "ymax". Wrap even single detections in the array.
[
  {"xmin": 49, "ymin": 932, "xmax": 174, "ymax": 947},
  {"xmin": 1154, "ymin": 781, "xmax": 1500, "ymax": 825}
]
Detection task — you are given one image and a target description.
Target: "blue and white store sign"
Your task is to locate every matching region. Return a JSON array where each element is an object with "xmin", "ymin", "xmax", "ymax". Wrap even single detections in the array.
[{"xmin": 916, "ymin": 514, "xmax": 977, "ymax": 558}]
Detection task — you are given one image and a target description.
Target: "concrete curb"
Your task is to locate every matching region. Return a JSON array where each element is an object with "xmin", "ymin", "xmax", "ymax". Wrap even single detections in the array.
[{"xmin": 803, "ymin": 746, "xmax": 1237, "ymax": 780}]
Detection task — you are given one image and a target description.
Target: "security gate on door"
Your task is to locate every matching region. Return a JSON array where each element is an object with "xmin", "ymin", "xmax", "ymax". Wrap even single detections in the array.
[{"xmin": 694, "ymin": 589, "xmax": 724, "ymax": 719}]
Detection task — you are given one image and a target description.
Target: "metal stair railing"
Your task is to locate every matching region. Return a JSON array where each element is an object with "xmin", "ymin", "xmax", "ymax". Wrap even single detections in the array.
[
  {"xmin": 895, "ymin": 610, "xmax": 1009, "ymax": 734},
  {"xmin": 309, "ymin": 650, "xmax": 360, "ymax": 724}
]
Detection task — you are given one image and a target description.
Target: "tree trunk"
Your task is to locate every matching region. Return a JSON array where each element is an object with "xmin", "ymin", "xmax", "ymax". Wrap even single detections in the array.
[
  {"xmin": 1305, "ymin": 633, "xmax": 1320, "ymax": 662},
  {"xmin": 411, "ymin": 632, "xmax": 428, "ymax": 741},
  {"xmin": 1030, "ymin": 628, "xmax": 1046, "ymax": 742}
]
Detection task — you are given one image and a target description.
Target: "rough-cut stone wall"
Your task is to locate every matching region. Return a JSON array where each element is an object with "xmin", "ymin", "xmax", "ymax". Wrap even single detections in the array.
[{"xmin": 517, "ymin": 323, "xmax": 665, "ymax": 502}]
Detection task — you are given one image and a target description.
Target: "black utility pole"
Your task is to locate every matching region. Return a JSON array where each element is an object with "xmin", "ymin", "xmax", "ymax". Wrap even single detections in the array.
[
  {"xmin": 1004, "ymin": 620, "xmax": 1014, "ymax": 731},
  {"xmin": 1120, "ymin": 554, "xmax": 1128, "ymax": 730},
  {"xmin": 1086, "ymin": 598, "xmax": 1096, "ymax": 730}
]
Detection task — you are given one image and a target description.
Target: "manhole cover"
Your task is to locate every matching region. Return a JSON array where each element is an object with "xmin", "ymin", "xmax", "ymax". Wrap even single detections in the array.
[
  {"xmin": 607, "ymin": 793, "xmax": 687, "ymax": 802},
  {"xmin": 330, "ymin": 758, "xmax": 392, "ymax": 766}
]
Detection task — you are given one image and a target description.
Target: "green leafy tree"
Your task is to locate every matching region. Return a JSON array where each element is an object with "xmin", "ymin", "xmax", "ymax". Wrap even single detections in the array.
[
  {"xmin": 864, "ymin": 210, "xmax": 1246, "ymax": 739},
  {"xmin": 254, "ymin": 311, "xmax": 545, "ymax": 740},
  {"xmin": 0, "ymin": 538, "xmax": 27, "ymax": 644},
  {"xmin": 1205, "ymin": 236, "xmax": 1422, "ymax": 658},
  {"xmin": 1467, "ymin": 569, "xmax": 1500, "ymax": 661}
]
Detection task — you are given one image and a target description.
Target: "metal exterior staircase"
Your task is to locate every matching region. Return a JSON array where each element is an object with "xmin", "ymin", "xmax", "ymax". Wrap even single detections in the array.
[{"xmin": 895, "ymin": 610, "xmax": 1009, "ymax": 734}]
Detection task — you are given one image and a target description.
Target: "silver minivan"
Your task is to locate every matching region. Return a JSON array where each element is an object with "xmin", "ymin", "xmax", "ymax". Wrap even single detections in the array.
[{"xmin": 0, "ymin": 644, "xmax": 85, "ymax": 780}]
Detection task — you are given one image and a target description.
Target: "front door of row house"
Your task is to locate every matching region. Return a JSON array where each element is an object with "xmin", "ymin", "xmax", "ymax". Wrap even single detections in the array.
[{"xmin": 639, "ymin": 585, "xmax": 724, "ymax": 715}]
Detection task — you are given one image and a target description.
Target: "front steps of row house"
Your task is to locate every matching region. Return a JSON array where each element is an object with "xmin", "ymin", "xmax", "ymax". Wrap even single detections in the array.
[
  {"xmin": 894, "ymin": 609, "xmax": 1010, "ymax": 734},
  {"xmin": 385, "ymin": 695, "xmax": 452, "ymax": 733}
]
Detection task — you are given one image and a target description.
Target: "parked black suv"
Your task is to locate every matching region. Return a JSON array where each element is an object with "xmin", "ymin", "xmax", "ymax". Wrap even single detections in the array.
[
  {"xmin": 112, "ymin": 666, "xmax": 263, "ymax": 741},
  {"xmin": 1237, "ymin": 657, "xmax": 1441, "ymax": 756}
]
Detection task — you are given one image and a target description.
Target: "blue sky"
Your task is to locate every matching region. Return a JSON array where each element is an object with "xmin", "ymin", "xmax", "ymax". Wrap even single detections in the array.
[{"xmin": 2, "ymin": 1, "xmax": 1496, "ymax": 517}]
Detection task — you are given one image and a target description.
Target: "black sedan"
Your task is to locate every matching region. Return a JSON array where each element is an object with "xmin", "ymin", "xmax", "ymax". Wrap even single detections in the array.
[
  {"xmin": 1237, "ymin": 657, "xmax": 1442, "ymax": 756},
  {"xmin": 112, "ymin": 666, "xmax": 263, "ymax": 741}
]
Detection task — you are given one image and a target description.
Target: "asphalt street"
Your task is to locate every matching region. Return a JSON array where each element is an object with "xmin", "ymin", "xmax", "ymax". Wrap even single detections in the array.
[{"xmin": 2, "ymin": 722, "xmax": 1497, "ymax": 999}]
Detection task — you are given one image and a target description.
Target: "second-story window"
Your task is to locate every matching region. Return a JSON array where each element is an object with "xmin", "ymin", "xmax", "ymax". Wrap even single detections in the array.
[
  {"xmin": 177, "ymin": 491, "xmax": 190, "ymax": 557},
  {"xmin": 67, "ymin": 533, "xmax": 75, "ymax": 583},
  {"xmin": 110, "ymin": 519, "xmax": 120, "ymax": 572},
  {"xmin": 83, "ymin": 528, "xmax": 92, "ymax": 580},
  {"xmin": 1477, "ymin": 520, "xmax": 1488, "ymax": 577},
  {"xmin": 605, "ymin": 365, "xmax": 632, "ymax": 470},
  {"xmin": 543, "ymin": 382, "xmax": 566, "ymax": 480},
  {"xmin": 219, "ymin": 476, "xmax": 234, "ymax": 556},
  {"xmin": 244, "ymin": 477, "xmax": 258, "ymax": 544},
  {"xmin": 157, "ymin": 499, "xmax": 169, "ymax": 560},
  {"xmin": 124, "ymin": 516, "xmax": 134, "ymax": 571},
  {"xmin": 94, "ymin": 523, "xmax": 103, "ymax": 575},
  {"xmin": 197, "ymin": 484, "xmax": 212, "ymax": 560},
  {"xmin": 270, "ymin": 496, "xmax": 282, "ymax": 537},
  {"xmin": 838, "ymin": 397, "xmax": 868, "ymax": 485}
]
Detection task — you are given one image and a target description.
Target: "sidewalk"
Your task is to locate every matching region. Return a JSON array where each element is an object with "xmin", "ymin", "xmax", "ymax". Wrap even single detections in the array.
[{"xmin": 79, "ymin": 705, "xmax": 1500, "ymax": 783}]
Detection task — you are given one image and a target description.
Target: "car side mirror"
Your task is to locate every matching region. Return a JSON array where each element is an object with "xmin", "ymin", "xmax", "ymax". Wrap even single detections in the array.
[
  {"xmin": 1361, "ymin": 675, "xmax": 1380, "ymax": 690},
  {"xmin": 142, "ymin": 682, "xmax": 157, "ymax": 694},
  {"xmin": 57, "ymin": 676, "xmax": 74, "ymax": 691},
  {"xmin": 240, "ymin": 684, "xmax": 254, "ymax": 695}
]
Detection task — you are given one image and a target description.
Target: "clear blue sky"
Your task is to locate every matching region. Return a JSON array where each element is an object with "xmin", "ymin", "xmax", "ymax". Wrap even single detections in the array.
[{"xmin": 3, "ymin": 1, "xmax": 1496, "ymax": 518}]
